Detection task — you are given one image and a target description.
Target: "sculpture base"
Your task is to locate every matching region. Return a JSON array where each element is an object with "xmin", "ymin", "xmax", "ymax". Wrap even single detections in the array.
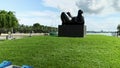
[{"xmin": 58, "ymin": 25, "xmax": 86, "ymax": 37}]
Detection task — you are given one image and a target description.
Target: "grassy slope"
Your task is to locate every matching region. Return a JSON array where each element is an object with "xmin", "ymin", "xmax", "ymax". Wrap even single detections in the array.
[{"xmin": 0, "ymin": 35, "xmax": 120, "ymax": 68}]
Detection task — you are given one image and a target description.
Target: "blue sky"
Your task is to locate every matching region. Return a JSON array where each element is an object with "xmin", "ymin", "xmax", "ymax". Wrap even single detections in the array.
[
  {"xmin": 0, "ymin": 0, "xmax": 120, "ymax": 31},
  {"xmin": 0, "ymin": 0, "xmax": 44, "ymax": 11}
]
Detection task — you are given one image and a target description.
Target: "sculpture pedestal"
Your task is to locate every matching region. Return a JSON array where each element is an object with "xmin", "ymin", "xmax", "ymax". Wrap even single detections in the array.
[{"xmin": 58, "ymin": 25, "xmax": 86, "ymax": 37}]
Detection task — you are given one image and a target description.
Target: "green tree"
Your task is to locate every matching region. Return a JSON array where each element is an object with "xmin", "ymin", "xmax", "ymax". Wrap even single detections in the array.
[
  {"xmin": 33, "ymin": 23, "xmax": 43, "ymax": 33},
  {"xmin": 0, "ymin": 10, "xmax": 7, "ymax": 28},
  {"xmin": 33, "ymin": 23, "xmax": 40, "ymax": 27},
  {"xmin": 0, "ymin": 10, "xmax": 19, "ymax": 34},
  {"xmin": 17, "ymin": 24, "xmax": 32, "ymax": 33},
  {"xmin": 117, "ymin": 24, "xmax": 120, "ymax": 36},
  {"xmin": 117, "ymin": 24, "xmax": 120, "ymax": 31},
  {"xmin": 32, "ymin": 23, "xmax": 58, "ymax": 33}
]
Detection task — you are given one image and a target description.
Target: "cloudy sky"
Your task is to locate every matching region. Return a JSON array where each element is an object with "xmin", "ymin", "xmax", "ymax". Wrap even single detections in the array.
[{"xmin": 0, "ymin": 0, "xmax": 120, "ymax": 31}]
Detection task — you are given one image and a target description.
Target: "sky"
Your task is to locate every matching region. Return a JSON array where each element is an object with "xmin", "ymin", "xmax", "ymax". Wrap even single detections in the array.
[{"xmin": 0, "ymin": 0, "xmax": 120, "ymax": 31}]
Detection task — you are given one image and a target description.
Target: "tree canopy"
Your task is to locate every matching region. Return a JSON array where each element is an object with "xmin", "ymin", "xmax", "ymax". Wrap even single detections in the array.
[
  {"xmin": 0, "ymin": 10, "xmax": 58, "ymax": 34},
  {"xmin": 117, "ymin": 24, "xmax": 120, "ymax": 32},
  {"xmin": 0, "ymin": 10, "xmax": 19, "ymax": 29}
]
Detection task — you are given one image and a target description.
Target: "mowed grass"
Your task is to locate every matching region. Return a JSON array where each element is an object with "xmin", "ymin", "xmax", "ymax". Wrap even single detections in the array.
[{"xmin": 0, "ymin": 35, "xmax": 120, "ymax": 68}]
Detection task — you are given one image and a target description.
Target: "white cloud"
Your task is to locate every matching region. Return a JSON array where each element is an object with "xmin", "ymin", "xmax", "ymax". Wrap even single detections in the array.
[
  {"xmin": 43, "ymin": 0, "xmax": 78, "ymax": 15},
  {"xmin": 85, "ymin": 15, "xmax": 120, "ymax": 31},
  {"xmin": 16, "ymin": 10, "xmax": 60, "ymax": 27},
  {"xmin": 16, "ymin": 0, "xmax": 120, "ymax": 31},
  {"xmin": 77, "ymin": 0, "xmax": 120, "ymax": 14},
  {"xmin": 43, "ymin": 0, "xmax": 120, "ymax": 14}
]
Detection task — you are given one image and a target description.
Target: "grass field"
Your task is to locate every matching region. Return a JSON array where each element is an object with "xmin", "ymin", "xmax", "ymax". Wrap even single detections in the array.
[{"xmin": 0, "ymin": 35, "xmax": 120, "ymax": 68}]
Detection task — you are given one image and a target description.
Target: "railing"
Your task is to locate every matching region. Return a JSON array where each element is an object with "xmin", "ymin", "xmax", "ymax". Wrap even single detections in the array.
[{"xmin": 87, "ymin": 31, "xmax": 118, "ymax": 36}]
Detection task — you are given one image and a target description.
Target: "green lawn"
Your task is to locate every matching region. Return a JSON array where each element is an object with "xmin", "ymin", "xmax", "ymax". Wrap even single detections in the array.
[{"xmin": 0, "ymin": 35, "xmax": 120, "ymax": 68}]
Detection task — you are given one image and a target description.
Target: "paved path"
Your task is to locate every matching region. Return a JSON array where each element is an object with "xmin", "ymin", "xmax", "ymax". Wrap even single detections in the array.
[{"xmin": 0, "ymin": 33, "xmax": 48, "ymax": 40}]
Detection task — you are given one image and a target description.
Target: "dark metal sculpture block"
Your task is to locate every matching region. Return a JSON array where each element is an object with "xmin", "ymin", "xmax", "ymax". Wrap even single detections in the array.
[
  {"xmin": 58, "ymin": 9, "xmax": 86, "ymax": 37},
  {"xmin": 58, "ymin": 25, "xmax": 86, "ymax": 37}
]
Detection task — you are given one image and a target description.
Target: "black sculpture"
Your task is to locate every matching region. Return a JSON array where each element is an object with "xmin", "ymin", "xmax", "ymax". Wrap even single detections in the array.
[
  {"xmin": 58, "ymin": 10, "xmax": 86, "ymax": 37},
  {"xmin": 61, "ymin": 10, "xmax": 84, "ymax": 25}
]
